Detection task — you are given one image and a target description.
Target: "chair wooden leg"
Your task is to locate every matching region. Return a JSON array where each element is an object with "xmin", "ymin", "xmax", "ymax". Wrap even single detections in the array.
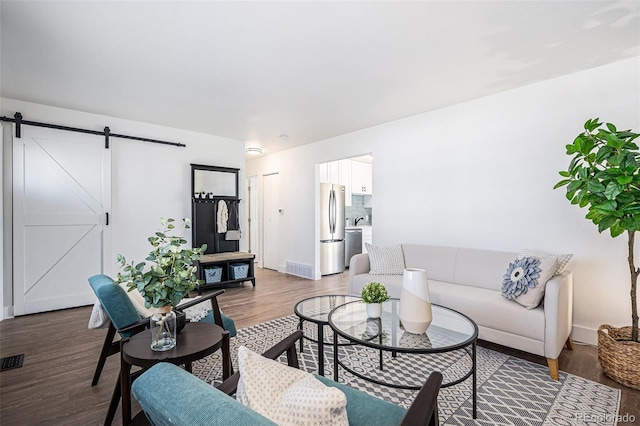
[
  {"xmin": 565, "ymin": 337, "xmax": 574, "ymax": 350},
  {"xmin": 92, "ymin": 323, "xmax": 118, "ymax": 386},
  {"xmin": 546, "ymin": 358, "xmax": 559, "ymax": 381},
  {"xmin": 104, "ymin": 374, "xmax": 121, "ymax": 426}
]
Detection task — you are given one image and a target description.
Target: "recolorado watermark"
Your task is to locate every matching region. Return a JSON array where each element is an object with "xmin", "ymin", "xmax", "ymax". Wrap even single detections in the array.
[{"xmin": 576, "ymin": 413, "xmax": 636, "ymax": 424}]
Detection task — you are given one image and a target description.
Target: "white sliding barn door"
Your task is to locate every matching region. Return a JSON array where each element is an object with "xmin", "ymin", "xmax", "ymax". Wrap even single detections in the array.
[{"xmin": 13, "ymin": 125, "xmax": 111, "ymax": 315}]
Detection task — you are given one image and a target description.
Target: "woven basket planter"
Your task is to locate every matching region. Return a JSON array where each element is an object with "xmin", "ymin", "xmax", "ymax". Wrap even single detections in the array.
[{"xmin": 597, "ymin": 324, "xmax": 640, "ymax": 390}]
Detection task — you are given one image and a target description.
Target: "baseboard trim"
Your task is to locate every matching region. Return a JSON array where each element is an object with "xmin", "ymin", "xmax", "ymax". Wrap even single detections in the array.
[
  {"xmin": 2, "ymin": 306, "xmax": 14, "ymax": 321},
  {"xmin": 572, "ymin": 325, "xmax": 598, "ymax": 346}
]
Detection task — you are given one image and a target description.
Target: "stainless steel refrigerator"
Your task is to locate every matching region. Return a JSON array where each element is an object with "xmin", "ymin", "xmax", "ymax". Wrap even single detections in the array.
[{"xmin": 320, "ymin": 183, "xmax": 346, "ymax": 275}]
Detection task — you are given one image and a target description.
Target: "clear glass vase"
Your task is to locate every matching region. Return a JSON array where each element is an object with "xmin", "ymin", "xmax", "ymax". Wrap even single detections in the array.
[{"xmin": 150, "ymin": 306, "xmax": 177, "ymax": 351}]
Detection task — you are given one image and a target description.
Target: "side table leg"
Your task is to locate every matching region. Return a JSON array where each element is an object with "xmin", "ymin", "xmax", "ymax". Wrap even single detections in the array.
[
  {"xmin": 317, "ymin": 323, "xmax": 325, "ymax": 376},
  {"xmin": 120, "ymin": 342, "xmax": 132, "ymax": 426},
  {"xmin": 222, "ymin": 331, "xmax": 231, "ymax": 380}
]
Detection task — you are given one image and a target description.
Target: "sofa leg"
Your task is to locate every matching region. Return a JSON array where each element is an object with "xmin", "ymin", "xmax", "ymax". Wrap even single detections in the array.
[
  {"xmin": 547, "ymin": 358, "xmax": 559, "ymax": 381},
  {"xmin": 565, "ymin": 337, "xmax": 574, "ymax": 351}
]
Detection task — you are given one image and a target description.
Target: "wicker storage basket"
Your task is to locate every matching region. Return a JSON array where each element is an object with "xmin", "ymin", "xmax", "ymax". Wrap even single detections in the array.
[{"xmin": 597, "ymin": 324, "xmax": 640, "ymax": 390}]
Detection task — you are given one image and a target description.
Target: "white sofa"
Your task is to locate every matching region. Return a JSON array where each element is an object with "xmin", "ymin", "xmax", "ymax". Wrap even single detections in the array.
[{"xmin": 348, "ymin": 244, "xmax": 573, "ymax": 380}]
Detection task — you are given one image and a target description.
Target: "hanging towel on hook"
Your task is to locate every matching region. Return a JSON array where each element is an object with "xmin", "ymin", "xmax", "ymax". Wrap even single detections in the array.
[{"xmin": 217, "ymin": 200, "xmax": 228, "ymax": 233}]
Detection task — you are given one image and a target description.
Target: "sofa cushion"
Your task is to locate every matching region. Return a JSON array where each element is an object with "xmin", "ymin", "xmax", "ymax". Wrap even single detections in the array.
[
  {"xmin": 453, "ymin": 248, "xmax": 519, "ymax": 290},
  {"xmin": 428, "ymin": 280, "xmax": 545, "ymax": 341},
  {"xmin": 366, "ymin": 243, "xmax": 405, "ymax": 275},
  {"xmin": 237, "ymin": 346, "xmax": 348, "ymax": 425},
  {"xmin": 519, "ymin": 249, "xmax": 573, "ymax": 277},
  {"xmin": 402, "ymin": 244, "xmax": 458, "ymax": 283},
  {"xmin": 351, "ymin": 273, "xmax": 404, "ymax": 299},
  {"xmin": 502, "ymin": 256, "xmax": 556, "ymax": 309}
]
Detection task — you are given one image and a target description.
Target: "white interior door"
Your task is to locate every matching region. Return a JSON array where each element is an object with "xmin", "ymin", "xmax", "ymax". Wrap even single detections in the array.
[
  {"xmin": 13, "ymin": 125, "xmax": 111, "ymax": 315},
  {"xmin": 262, "ymin": 173, "xmax": 280, "ymax": 271},
  {"xmin": 247, "ymin": 176, "xmax": 260, "ymax": 263}
]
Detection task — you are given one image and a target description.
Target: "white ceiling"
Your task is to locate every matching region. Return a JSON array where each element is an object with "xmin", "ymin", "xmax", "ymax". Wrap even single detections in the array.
[{"xmin": 2, "ymin": 1, "xmax": 639, "ymax": 157}]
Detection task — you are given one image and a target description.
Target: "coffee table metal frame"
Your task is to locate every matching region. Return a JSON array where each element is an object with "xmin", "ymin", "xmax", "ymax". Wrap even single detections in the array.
[
  {"xmin": 328, "ymin": 299, "xmax": 478, "ymax": 419},
  {"xmin": 293, "ymin": 295, "xmax": 360, "ymax": 376}
]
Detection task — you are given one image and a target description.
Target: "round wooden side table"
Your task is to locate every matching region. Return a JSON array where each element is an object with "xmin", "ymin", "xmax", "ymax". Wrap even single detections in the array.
[{"xmin": 119, "ymin": 321, "xmax": 230, "ymax": 425}]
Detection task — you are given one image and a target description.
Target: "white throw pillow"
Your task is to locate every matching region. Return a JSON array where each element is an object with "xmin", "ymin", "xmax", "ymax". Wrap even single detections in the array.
[
  {"xmin": 236, "ymin": 346, "xmax": 348, "ymax": 426},
  {"xmin": 502, "ymin": 256, "xmax": 556, "ymax": 309},
  {"xmin": 366, "ymin": 243, "xmax": 405, "ymax": 275},
  {"xmin": 519, "ymin": 249, "xmax": 573, "ymax": 277},
  {"xmin": 119, "ymin": 283, "xmax": 154, "ymax": 317}
]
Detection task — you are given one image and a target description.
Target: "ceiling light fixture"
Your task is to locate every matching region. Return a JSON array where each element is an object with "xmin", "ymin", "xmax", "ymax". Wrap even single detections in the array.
[
  {"xmin": 245, "ymin": 147, "xmax": 263, "ymax": 155},
  {"xmin": 280, "ymin": 134, "xmax": 288, "ymax": 141}
]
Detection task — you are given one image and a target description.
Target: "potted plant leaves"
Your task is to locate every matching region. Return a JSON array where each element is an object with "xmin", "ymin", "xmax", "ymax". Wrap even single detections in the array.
[
  {"xmin": 361, "ymin": 281, "xmax": 390, "ymax": 319},
  {"xmin": 115, "ymin": 218, "xmax": 206, "ymax": 351},
  {"xmin": 554, "ymin": 118, "xmax": 639, "ymax": 389}
]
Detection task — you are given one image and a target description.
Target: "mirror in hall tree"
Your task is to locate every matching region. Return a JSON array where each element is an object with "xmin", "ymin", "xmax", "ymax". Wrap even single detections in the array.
[{"xmin": 191, "ymin": 164, "xmax": 239, "ymax": 198}]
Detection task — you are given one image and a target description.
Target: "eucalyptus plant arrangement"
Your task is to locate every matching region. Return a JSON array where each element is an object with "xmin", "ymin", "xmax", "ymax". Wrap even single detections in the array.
[
  {"xmin": 115, "ymin": 217, "xmax": 207, "ymax": 308},
  {"xmin": 554, "ymin": 118, "xmax": 639, "ymax": 343},
  {"xmin": 361, "ymin": 281, "xmax": 390, "ymax": 304}
]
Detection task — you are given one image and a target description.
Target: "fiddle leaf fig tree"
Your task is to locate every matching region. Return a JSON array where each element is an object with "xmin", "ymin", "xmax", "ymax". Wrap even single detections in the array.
[
  {"xmin": 554, "ymin": 118, "xmax": 639, "ymax": 342},
  {"xmin": 115, "ymin": 218, "xmax": 207, "ymax": 308}
]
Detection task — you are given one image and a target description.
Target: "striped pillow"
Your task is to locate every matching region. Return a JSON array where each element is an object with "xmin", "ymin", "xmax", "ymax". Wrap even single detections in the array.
[{"xmin": 366, "ymin": 243, "xmax": 405, "ymax": 275}]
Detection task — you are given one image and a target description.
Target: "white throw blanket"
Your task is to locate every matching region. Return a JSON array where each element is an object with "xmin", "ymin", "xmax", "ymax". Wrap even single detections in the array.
[
  {"xmin": 217, "ymin": 200, "xmax": 228, "ymax": 233},
  {"xmin": 88, "ymin": 299, "xmax": 109, "ymax": 329}
]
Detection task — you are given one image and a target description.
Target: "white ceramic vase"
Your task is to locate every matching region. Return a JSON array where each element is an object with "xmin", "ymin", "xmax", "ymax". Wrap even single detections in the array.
[
  {"xmin": 366, "ymin": 302, "xmax": 382, "ymax": 319},
  {"xmin": 399, "ymin": 268, "xmax": 432, "ymax": 334}
]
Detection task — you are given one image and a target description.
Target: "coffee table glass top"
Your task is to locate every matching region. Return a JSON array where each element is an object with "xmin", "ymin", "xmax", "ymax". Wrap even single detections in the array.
[
  {"xmin": 328, "ymin": 299, "xmax": 477, "ymax": 352},
  {"xmin": 294, "ymin": 295, "xmax": 361, "ymax": 324}
]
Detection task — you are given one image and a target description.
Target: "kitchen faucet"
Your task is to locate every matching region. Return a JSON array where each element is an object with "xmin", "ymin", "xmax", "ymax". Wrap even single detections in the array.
[{"xmin": 355, "ymin": 217, "xmax": 364, "ymax": 225}]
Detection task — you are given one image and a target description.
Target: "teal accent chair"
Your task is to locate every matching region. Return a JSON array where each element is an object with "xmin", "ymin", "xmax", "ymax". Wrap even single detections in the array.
[
  {"xmin": 132, "ymin": 331, "xmax": 443, "ymax": 426},
  {"xmin": 88, "ymin": 274, "xmax": 237, "ymax": 425}
]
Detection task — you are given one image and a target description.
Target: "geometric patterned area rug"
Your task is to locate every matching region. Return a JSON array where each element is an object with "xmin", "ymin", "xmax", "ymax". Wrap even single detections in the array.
[{"xmin": 191, "ymin": 315, "xmax": 621, "ymax": 426}]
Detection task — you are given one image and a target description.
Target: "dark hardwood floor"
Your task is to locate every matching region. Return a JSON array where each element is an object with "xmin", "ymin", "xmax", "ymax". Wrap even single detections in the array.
[{"xmin": 0, "ymin": 267, "xmax": 638, "ymax": 425}]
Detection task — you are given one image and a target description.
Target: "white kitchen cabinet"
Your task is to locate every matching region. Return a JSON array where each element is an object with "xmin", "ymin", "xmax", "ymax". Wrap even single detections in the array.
[
  {"xmin": 339, "ymin": 159, "xmax": 352, "ymax": 206},
  {"xmin": 320, "ymin": 160, "xmax": 352, "ymax": 206},
  {"xmin": 361, "ymin": 226, "xmax": 373, "ymax": 253},
  {"xmin": 319, "ymin": 161, "xmax": 341, "ymax": 185},
  {"xmin": 351, "ymin": 160, "xmax": 372, "ymax": 195},
  {"xmin": 319, "ymin": 163, "xmax": 329, "ymax": 183}
]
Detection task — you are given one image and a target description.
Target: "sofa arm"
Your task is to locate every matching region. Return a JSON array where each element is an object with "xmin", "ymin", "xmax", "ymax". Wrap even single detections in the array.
[
  {"xmin": 348, "ymin": 253, "xmax": 370, "ymax": 295},
  {"xmin": 543, "ymin": 271, "xmax": 573, "ymax": 360},
  {"xmin": 132, "ymin": 363, "xmax": 275, "ymax": 426}
]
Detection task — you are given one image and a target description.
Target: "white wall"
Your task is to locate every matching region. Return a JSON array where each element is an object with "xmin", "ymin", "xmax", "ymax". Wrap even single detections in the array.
[
  {"xmin": 247, "ymin": 57, "xmax": 640, "ymax": 344},
  {"xmin": 1, "ymin": 99, "xmax": 246, "ymax": 319}
]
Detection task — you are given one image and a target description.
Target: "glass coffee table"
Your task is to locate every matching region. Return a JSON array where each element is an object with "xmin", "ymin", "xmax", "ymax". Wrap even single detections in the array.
[
  {"xmin": 294, "ymin": 295, "xmax": 360, "ymax": 376},
  {"xmin": 328, "ymin": 299, "xmax": 479, "ymax": 419}
]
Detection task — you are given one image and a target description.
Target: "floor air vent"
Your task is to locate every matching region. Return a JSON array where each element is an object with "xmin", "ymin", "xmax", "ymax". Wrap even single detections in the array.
[
  {"xmin": 1, "ymin": 354, "xmax": 24, "ymax": 371},
  {"xmin": 286, "ymin": 261, "xmax": 314, "ymax": 279}
]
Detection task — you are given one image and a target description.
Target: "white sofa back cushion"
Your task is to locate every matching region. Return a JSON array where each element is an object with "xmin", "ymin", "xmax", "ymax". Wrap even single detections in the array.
[
  {"xmin": 402, "ymin": 244, "xmax": 458, "ymax": 283},
  {"xmin": 454, "ymin": 248, "xmax": 519, "ymax": 290}
]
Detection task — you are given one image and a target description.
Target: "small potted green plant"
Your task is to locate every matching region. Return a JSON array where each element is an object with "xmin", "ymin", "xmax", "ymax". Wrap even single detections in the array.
[
  {"xmin": 115, "ymin": 217, "xmax": 207, "ymax": 351},
  {"xmin": 361, "ymin": 281, "xmax": 389, "ymax": 318}
]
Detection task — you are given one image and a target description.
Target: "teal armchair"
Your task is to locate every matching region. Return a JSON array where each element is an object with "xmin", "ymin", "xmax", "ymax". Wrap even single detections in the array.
[
  {"xmin": 132, "ymin": 331, "xmax": 443, "ymax": 426},
  {"xmin": 88, "ymin": 274, "xmax": 237, "ymax": 425}
]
